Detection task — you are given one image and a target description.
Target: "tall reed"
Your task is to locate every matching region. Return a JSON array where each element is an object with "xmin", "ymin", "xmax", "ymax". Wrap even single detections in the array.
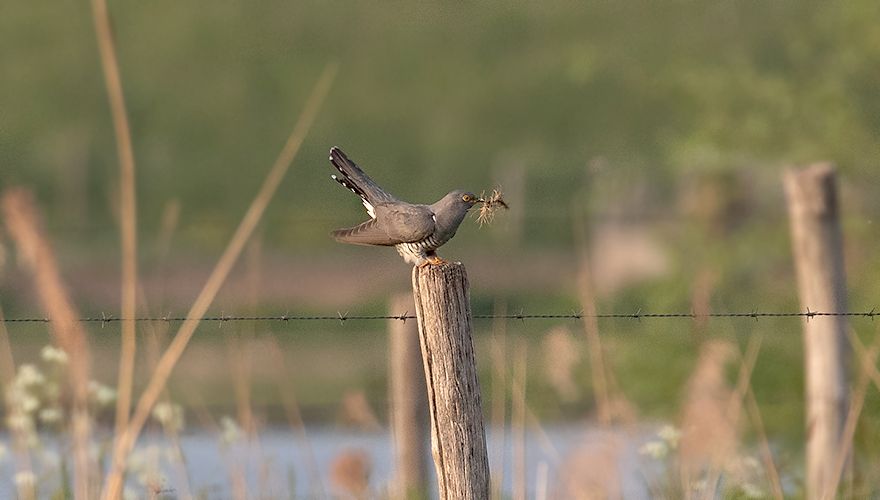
[
  {"xmin": 2, "ymin": 188, "xmax": 95, "ymax": 498},
  {"xmin": 87, "ymin": 0, "xmax": 140, "ymax": 450}
]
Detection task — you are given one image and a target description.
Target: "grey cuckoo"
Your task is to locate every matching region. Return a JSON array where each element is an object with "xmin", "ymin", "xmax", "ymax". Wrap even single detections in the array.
[{"xmin": 328, "ymin": 147, "xmax": 481, "ymax": 266}]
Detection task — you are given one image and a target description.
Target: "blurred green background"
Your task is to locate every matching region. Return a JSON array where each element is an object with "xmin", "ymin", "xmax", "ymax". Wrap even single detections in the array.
[{"xmin": 2, "ymin": 0, "xmax": 880, "ymax": 457}]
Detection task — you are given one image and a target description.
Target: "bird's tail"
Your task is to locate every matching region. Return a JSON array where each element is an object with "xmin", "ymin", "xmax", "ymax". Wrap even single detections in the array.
[{"xmin": 329, "ymin": 147, "xmax": 396, "ymax": 205}]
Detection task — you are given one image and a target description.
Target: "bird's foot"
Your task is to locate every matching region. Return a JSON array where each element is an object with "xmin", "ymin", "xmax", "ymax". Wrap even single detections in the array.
[{"xmin": 418, "ymin": 255, "xmax": 447, "ymax": 267}]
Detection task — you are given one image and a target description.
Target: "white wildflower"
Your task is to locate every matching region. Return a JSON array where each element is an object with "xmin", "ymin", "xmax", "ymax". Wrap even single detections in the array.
[
  {"xmin": 6, "ymin": 411, "xmax": 35, "ymax": 433},
  {"xmin": 152, "ymin": 402, "xmax": 185, "ymax": 432},
  {"xmin": 40, "ymin": 345, "xmax": 69, "ymax": 365},
  {"xmin": 219, "ymin": 416, "xmax": 241, "ymax": 446},
  {"xmin": 142, "ymin": 472, "xmax": 168, "ymax": 491},
  {"xmin": 13, "ymin": 471, "xmax": 36, "ymax": 495},
  {"xmin": 130, "ymin": 445, "xmax": 165, "ymax": 488},
  {"xmin": 38, "ymin": 407, "xmax": 63, "ymax": 425},
  {"xmin": 20, "ymin": 394, "xmax": 40, "ymax": 414},
  {"xmin": 89, "ymin": 381, "xmax": 117, "ymax": 407},
  {"xmin": 126, "ymin": 447, "xmax": 147, "ymax": 475},
  {"xmin": 742, "ymin": 455, "xmax": 760, "ymax": 470},
  {"xmin": 638, "ymin": 440, "xmax": 668, "ymax": 459},
  {"xmin": 658, "ymin": 424, "xmax": 681, "ymax": 448},
  {"xmin": 16, "ymin": 364, "xmax": 45, "ymax": 388}
]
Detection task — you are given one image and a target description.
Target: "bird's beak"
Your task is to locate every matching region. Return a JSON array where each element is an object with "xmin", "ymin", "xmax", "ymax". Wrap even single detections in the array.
[{"xmin": 476, "ymin": 197, "xmax": 486, "ymax": 203}]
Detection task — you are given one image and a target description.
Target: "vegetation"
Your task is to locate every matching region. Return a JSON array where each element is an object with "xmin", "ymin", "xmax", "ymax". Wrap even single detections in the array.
[{"xmin": 2, "ymin": 0, "xmax": 880, "ymax": 497}]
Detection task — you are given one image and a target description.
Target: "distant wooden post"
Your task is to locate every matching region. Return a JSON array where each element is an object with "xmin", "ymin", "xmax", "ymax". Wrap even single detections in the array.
[
  {"xmin": 412, "ymin": 263, "xmax": 490, "ymax": 500},
  {"xmin": 388, "ymin": 293, "xmax": 430, "ymax": 499},
  {"xmin": 783, "ymin": 164, "xmax": 849, "ymax": 500}
]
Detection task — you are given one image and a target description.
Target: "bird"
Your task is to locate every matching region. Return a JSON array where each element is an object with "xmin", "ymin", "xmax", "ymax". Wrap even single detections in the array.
[{"xmin": 328, "ymin": 146, "xmax": 481, "ymax": 267}]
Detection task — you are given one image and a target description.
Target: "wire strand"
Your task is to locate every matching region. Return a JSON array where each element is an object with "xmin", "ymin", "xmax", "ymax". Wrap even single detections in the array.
[{"xmin": 1, "ymin": 308, "xmax": 876, "ymax": 325}]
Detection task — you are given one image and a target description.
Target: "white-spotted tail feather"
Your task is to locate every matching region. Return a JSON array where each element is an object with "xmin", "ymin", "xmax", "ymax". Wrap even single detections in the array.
[{"xmin": 331, "ymin": 173, "xmax": 376, "ymax": 218}]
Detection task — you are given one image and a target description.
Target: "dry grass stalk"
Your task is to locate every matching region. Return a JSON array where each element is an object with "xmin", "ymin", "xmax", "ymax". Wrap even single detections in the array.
[
  {"xmin": 678, "ymin": 340, "xmax": 737, "ymax": 492},
  {"xmin": 825, "ymin": 328, "xmax": 880, "ymax": 498},
  {"xmin": 476, "ymin": 189, "xmax": 509, "ymax": 226},
  {"xmin": 535, "ymin": 460, "xmax": 549, "ymax": 500},
  {"xmin": 338, "ymin": 390, "xmax": 382, "ymax": 431},
  {"xmin": 745, "ymin": 386, "xmax": 785, "ymax": 499},
  {"xmin": 727, "ymin": 334, "xmax": 763, "ymax": 430},
  {"xmin": 2, "ymin": 188, "xmax": 94, "ymax": 498},
  {"xmin": 576, "ymin": 249, "xmax": 612, "ymax": 426},
  {"xmin": 570, "ymin": 203, "xmax": 619, "ymax": 427},
  {"xmin": 330, "ymin": 449, "xmax": 372, "ymax": 499},
  {"xmin": 266, "ymin": 337, "xmax": 325, "ymax": 497},
  {"xmin": 88, "ymin": 0, "xmax": 140, "ymax": 442},
  {"xmin": 177, "ymin": 386, "xmax": 249, "ymax": 500},
  {"xmin": 846, "ymin": 326, "xmax": 880, "ymax": 402},
  {"xmin": 512, "ymin": 340, "xmax": 527, "ymax": 500},
  {"xmin": 227, "ymin": 333, "xmax": 255, "ymax": 433},
  {"xmin": 525, "ymin": 405, "xmax": 561, "ymax": 463},
  {"xmin": 0, "ymin": 305, "xmax": 17, "ymax": 385},
  {"xmin": 542, "ymin": 326, "xmax": 580, "ymax": 402},
  {"xmin": 699, "ymin": 329, "xmax": 784, "ymax": 500},
  {"xmin": 559, "ymin": 435, "xmax": 624, "ymax": 499},
  {"xmin": 227, "ymin": 237, "xmax": 263, "ymax": 436},
  {"xmin": 489, "ymin": 300, "xmax": 507, "ymax": 500},
  {"xmin": 100, "ymin": 63, "xmax": 337, "ymax": 500},
  {"xmin": 700, "ymin": 333, "xmax": 763, "ymax": 499}
]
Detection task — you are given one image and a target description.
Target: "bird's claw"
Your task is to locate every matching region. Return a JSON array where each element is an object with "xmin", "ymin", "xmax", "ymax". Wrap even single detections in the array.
[{"xmin": 418, "ymin": 256, "xmax": 447, "ymax": 267}]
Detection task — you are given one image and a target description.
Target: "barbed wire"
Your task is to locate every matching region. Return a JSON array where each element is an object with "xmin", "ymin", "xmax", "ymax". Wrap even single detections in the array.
[{"xmin": 1, "ymin": 307, "xmax": 877, "ymax": 326}]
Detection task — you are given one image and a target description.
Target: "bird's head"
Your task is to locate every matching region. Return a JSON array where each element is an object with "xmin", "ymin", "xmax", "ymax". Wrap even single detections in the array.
[{"xmin": 445, "ymin": 189, "xmax": 482, "ymax": 210}]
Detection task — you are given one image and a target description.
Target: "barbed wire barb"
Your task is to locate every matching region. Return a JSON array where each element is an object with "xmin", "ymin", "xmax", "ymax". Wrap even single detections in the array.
[{"xmin": 632, "ymin": 308, "xmax": 642, "ymax": 322}]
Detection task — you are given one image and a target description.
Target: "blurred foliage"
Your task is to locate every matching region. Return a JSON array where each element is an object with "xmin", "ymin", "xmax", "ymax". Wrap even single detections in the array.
[
  {"xmin": 1, "ymin": 0, "xmax": 879, "ymax": 247},
  {"xmin": 3, "ymin": 0, "xmax": 880, "ymax": 463}
]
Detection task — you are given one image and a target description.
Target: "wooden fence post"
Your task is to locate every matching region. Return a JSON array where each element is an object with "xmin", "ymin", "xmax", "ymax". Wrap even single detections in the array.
[
  {"xmin": 783, "ymin": 164, "xmax": 849, "ymax": 500},
  {"xmin": 412, "ymin": 263, "xmax": 490, "ymax": 500},
  {"xmin": 388, "ymin": 293, "xmax": 430, "ymax": 499}
]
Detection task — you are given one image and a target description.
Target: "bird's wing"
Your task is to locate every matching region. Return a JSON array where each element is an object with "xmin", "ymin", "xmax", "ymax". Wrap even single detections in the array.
[
  {"xmin": 329, "ymin": 147, "xmax": 397, "ymax": 219},
  {"xmin": 331, "ymin": 219, "xmax": 399, "ymax": 246},
  {"xmin": 332, "ymin": 203, "xmax": 435, "ymax": 246}
]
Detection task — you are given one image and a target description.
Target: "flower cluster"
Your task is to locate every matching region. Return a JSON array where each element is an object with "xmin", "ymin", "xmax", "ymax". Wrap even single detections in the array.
[
  {"xmin": 152, "ymin": 401, "xmax": 185, "ymax": 433},
  {"xmin": 638, "ymin": 424, "xmax": 680, "ymax": 459}
]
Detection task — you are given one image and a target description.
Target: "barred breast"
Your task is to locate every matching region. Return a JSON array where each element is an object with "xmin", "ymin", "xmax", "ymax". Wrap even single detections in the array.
[{"xmin": 394, "ymin": 230, "xmax": 451, "ymax": 265}]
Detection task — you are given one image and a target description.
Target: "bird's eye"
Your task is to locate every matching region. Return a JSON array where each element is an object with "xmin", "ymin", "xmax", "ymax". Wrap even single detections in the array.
[{"xmin": 462, "ymin": 194, "xmax": 471, "ymax": 202}]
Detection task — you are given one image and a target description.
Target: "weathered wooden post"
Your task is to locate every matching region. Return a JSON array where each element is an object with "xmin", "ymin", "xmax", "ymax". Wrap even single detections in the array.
[
  {"xmin": 412, "ymin": 263, "xmax": 490, "ymax": 499},
  {"xmin": 388, "ymin": 293, "xmax": 430, "ymax": 499},
  {"xmin": 783, "ymin": 164, "xmax": 849, "ymax": 500}
]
